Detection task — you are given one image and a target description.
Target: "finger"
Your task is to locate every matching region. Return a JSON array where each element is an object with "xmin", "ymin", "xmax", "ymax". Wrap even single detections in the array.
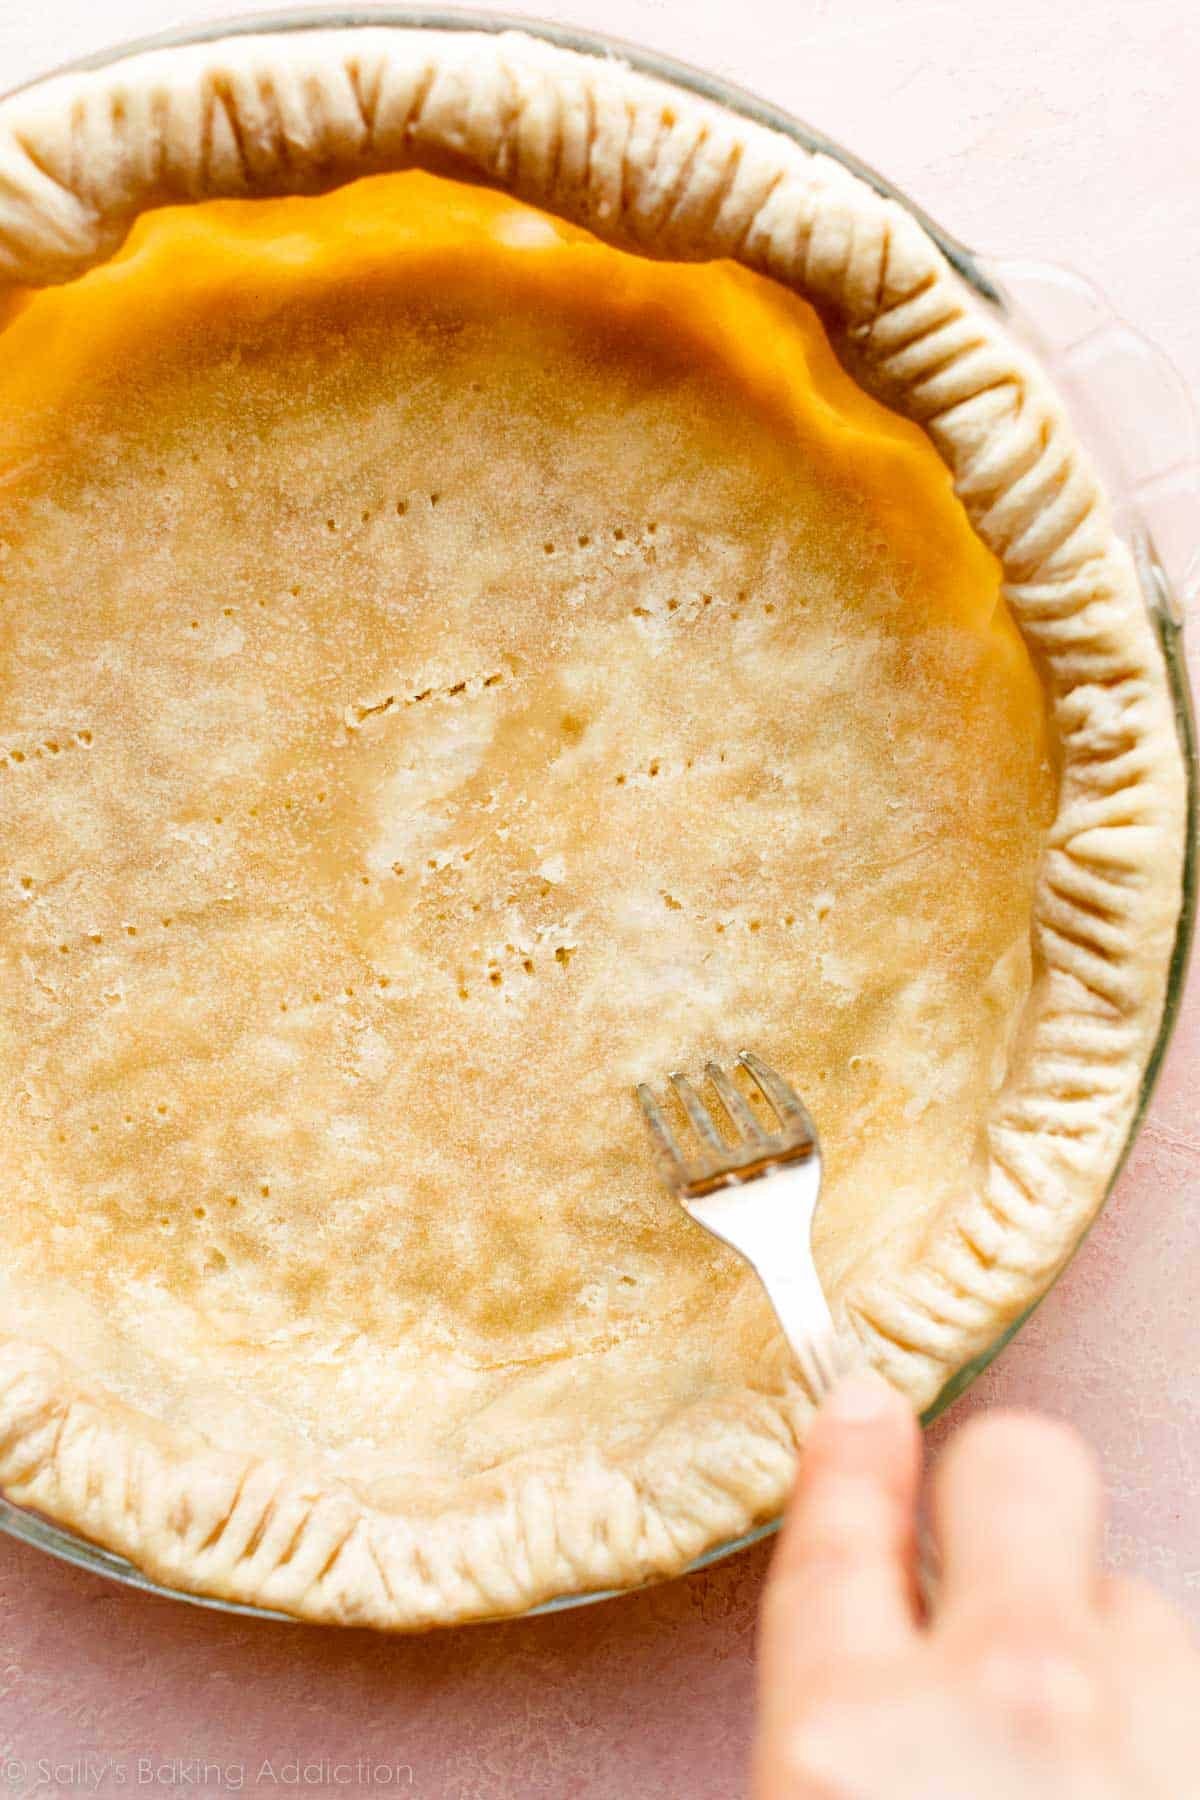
[
  {"xmin": 759, "ymin": 1369, "xmax": 921, "ymax": 1707},
  {"xmin": 1098, "ymin": 1576, "xmax": 1200, "ymax": 1784},
  {"xmin": 933, "ymin": 1411, "xmax": 1103, "ymax": 1626},
  {"xmin": 1101, "ymin": 1574, "xmax": 1199, "ymax": 1658}
]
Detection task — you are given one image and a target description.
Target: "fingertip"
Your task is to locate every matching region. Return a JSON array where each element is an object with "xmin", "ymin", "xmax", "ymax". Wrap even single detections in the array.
[
  {"xmin": 1101, "ymin": 1574, "xmax": 1198, "ymax": 1654},
  {"xmin": 939, "ymin": 1408, "xmax": 1101, "ymax": 1509},
  {"xmin": 802, "ymin": 1366, "xmax": 920, "ymax": 1491},
  {"xmin": 762, "ymin": 1366, "xmax": 921, "ymax": 1682},
  {"xmin": 775, "ymin": 1366, "xmax": 920, "ymax": 1576},
  {"xmin": 823, "ymin": 1365, "xmax": 908, "ymax": 1425},
  {"xmin": 934, "ymin": 1408, "xmax": 1104, "ymax": 1612}
]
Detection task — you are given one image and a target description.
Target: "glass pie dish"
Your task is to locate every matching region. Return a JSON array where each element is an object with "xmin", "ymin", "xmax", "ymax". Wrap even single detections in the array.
[{"xmin": 0, "ymin": 7, "xmax": 1194, "ymax": 1625}]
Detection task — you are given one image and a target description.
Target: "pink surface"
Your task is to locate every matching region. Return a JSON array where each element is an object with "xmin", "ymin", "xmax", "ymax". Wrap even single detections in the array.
[{"xmin": 1, "ymin": 3, "xmax": 1197, "ymax": 1795}]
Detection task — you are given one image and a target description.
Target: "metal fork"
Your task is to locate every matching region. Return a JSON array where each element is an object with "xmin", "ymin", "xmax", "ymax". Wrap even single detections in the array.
[
  {"xmin": 637, "ymin": 1055, "xmax": 944, "ymax": 1604},
  {"xmin": 636, "ymin": 1050, "xmax": 845, "ymax": 1403}
]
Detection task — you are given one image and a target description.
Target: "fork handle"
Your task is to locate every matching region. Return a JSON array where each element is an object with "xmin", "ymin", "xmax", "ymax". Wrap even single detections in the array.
[
  {"xmin": 688, "ymin": 1163, "xmax": 838, "ymax": 1396},
  {"xmin": 755, "ymin": 1259, "xmax": 836, "ymax": 1357},
  {"xmin": 750, "ymin": 1256, "xmax": 842, "ymax": 1399}
]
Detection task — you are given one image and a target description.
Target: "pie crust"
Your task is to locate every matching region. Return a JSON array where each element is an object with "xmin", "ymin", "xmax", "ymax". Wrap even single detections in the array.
[{"xmin": 0, "ymin": 29, "xmax": 1186, "ymax": 1628}]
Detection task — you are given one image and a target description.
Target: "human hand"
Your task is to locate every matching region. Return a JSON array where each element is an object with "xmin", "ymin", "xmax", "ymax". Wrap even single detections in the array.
[{"xmin": 754, "ymin": 1372, "xmax": 1200, "ymax": 1799}]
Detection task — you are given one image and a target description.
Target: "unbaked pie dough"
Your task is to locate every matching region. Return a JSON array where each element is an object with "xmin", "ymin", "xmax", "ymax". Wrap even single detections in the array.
[{"xmin": 0, "ymin": 30, "xmax": 1184, "ymax": 1627}]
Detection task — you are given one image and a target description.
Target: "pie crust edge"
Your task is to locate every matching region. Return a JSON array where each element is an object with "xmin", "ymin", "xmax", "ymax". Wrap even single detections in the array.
[{"xmin": 0, "ymin": 28, "xmax": 1186, "ymax": 1626}]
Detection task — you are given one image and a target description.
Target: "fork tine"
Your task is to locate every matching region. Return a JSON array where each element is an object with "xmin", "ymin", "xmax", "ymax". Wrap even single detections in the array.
[
  {"xmin": 705, "ymin": 1061, "xmax": 769, "ymax": 1143},
  {"xmin": 738, "ymin": 1050, "xmax": 816, "ymax": 1143},
  {"xmin": 635, "ymin": 1084, "xmax": 687, "ymax": 1184},
  {"xmin": 806, "ymin": 1330, "xmax": 841, "ymax": 1403},
  {"xmin": 795, "ymin": 1340, "xmax": 825, "ymax": 1404},
  {"xmin": 809, "ymin": 1330, "xmax": 840, "ymax": 1397},
  {"xmin": 669, "ymin": 1072, "xmax": 726, "ymax": 1156}
]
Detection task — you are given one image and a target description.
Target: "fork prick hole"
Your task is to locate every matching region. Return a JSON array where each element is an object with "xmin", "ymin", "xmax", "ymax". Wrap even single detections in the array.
[{"xmin": 745, "ymin": 1086, "xmax": 774, "ymax": 1129}]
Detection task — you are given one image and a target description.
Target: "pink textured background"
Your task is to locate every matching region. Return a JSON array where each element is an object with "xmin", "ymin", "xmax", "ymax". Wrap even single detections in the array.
[{"xmin": 1, "ymin": 3, "xmax": 1197, "ymax": 1795}]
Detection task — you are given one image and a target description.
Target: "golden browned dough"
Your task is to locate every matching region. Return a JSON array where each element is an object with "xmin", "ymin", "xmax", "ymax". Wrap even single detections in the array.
[{"xmin": 0, "ymin": 173, "xmax": 1052, "ymax": 1511}]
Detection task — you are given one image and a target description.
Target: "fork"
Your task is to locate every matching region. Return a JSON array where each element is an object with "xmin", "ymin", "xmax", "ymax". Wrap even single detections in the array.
[
  {"xmin": 637, "ymin": 1051, "xmax": 945, "ymax": 1606},
  {"xmin": 636, "ymin": 1050, "xmax": 846, "ymax": 1404}
]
